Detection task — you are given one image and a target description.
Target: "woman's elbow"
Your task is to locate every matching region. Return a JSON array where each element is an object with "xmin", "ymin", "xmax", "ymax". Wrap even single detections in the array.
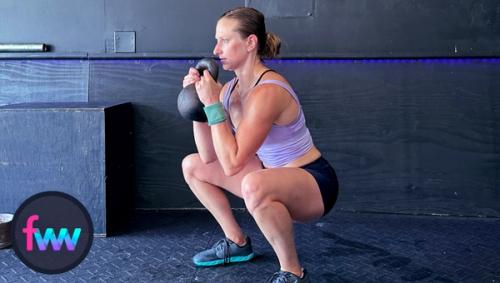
[{"xmin": 221, "ymin": 163, "xmax": 244, "ymax": 177}]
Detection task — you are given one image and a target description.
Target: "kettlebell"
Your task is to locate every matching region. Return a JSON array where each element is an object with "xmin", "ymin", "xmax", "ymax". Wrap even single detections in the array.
[{"xmin": 177, "ymin": 58, "xmax": 219, "ymax": 122}]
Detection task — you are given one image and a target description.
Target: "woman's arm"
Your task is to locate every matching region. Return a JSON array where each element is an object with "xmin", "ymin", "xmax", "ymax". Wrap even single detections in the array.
[
  {"xmin": 196, "ymin": 70, "xmax": 289, "ymax": 175},
  {"xmin": 192, "ymin": 121, "xmax": 217, "ymax": 163},
  {"xmin": 183, "ymin": 67, "xmax": 222, "ymax": 164},
  {"xmin": 211, "ymin": 86, "xmax": 287, "ymax": 175},
  {"xmin": 205, "ymin": 86, "xmax": 288, "ymax": 176},
  {"xmin": 192, "ymin": 82, "xmax": 228, "ymax": 163}
]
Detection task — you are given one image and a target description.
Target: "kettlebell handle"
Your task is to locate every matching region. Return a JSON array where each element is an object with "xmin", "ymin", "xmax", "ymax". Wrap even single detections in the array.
[{"xmin": 195, "ymin": 58, "xmax": 219, "ymax": 81}]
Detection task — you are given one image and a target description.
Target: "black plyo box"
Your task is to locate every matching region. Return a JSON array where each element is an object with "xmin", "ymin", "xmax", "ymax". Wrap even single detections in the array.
[{"xmin": 0, "ymin": 102, "xmax": 134, "ymax": 236}]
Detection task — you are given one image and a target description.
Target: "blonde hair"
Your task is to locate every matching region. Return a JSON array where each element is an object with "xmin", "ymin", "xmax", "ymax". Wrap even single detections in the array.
[{"xmin": 220, "ymin": 7, "xmax": 281, "ymax": 58}]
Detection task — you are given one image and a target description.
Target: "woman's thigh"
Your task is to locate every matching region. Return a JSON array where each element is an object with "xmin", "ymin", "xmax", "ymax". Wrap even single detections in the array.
[
  {"xmin": 242, "ymin": 167, "xmax": 324, "ymax": 222},
  {"xmin": 185, "ymin": 153, "xmax": 264, "ymax": 198}
]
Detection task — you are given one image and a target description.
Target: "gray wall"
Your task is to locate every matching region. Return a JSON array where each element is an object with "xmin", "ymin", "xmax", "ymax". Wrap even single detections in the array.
[
  {"xmin": 1, "ymin": 0, "xmax": 499, "ymax": 58},
  {"xmin": 0, "ymin": 1, "xmax": 499, "ymax": 217}
]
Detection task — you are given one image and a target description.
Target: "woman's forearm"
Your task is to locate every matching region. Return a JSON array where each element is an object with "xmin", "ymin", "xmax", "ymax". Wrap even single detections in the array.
[
  {"xmin": 211, "ymin": 122, "xmax": 245, "ymax": 176},
  {"xmin": 193, "ymin": 121, "xmax": 217, "ymax": 163}
]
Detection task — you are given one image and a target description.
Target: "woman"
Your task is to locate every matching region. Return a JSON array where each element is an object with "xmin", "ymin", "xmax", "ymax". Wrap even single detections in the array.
[{"xmin": 181, "ymin": 7, "xmax": 339, "ymax": 282}]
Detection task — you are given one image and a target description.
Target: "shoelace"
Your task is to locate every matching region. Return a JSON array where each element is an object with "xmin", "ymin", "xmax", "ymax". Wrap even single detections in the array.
[
  {"xmin": 267, "ymin": 271, "xmax": 295, "ymax": 283},
  {"xmin": 213, "ymin": 238, "xmax": 231, "ymax": 264}
]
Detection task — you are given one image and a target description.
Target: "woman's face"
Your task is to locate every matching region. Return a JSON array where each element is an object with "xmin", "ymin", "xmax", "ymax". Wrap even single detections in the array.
[{"xmin": 213, "ymin": 18, "xmax": 250, "ymax": 71}]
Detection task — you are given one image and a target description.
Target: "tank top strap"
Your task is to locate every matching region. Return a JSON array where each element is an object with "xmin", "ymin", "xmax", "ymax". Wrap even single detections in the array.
[
  {"xmin": 256, "ymin": 79, "xmax": 300, "ymax": 102},
  {"xmin": 222, "ymin": 78, "xmax": 237, "ymax": 111},
  {"xmin": 253, "ymin": 69, "xmax": 276, "ymax": 87}
]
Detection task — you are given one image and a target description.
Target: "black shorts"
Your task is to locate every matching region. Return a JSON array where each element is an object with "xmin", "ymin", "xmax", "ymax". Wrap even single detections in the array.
[{"xmin": 300, "ymin": 156, "xmax": 339, "ymax": 216}]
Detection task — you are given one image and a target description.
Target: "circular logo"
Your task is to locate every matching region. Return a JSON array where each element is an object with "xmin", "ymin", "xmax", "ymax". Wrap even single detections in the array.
[{"xmin": 11, "ymin": 191, "xmax": 93, "ymax": 274}]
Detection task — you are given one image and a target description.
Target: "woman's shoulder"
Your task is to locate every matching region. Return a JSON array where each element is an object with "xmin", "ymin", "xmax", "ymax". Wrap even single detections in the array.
[
  {"xmin": 254, "ymin": 71, "xmax": 293, "ymax": 94},
  {"xmin": 262, "ymin": 70, "xmax": 288, "ymax": 84},
  {"xmin": 250, "ymin": 71, "xmax": 294, "ymax": 104}
]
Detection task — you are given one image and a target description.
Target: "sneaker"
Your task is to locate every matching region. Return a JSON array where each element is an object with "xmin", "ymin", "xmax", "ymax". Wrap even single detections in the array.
[
  {"xmin": 192, "ymin": 237, "xmax": 254, "ymax": 266},
  {"xmin": 267, "ymin": 268, "xmax": 309, "ymax": 283}
]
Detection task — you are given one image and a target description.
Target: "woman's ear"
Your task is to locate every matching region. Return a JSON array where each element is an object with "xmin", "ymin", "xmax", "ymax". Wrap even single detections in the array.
[{"xmin": 246, "ymin": 34, "xmax": 258, "ymax": 52}]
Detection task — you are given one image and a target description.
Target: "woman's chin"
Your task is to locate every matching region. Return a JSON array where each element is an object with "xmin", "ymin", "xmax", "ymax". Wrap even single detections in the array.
[{"xmin": 221, "ymin": 64, "xmax": 232, "ymax": 71}]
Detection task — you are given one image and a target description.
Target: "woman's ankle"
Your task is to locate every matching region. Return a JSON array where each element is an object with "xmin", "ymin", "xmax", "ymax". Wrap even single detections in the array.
[
  {"xmin": 227, "ymin": 234, "xmax": 247, "ymax": 246},
  {"xmin": 280, "ymin": 266, "xmax": 303, "ymax": 278}
]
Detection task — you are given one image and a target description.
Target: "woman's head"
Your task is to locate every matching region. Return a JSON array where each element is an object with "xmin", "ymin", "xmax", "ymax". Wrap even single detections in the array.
[{"xmin": 215, "ymin": 7, "xmax": 281, "ymax": 60}]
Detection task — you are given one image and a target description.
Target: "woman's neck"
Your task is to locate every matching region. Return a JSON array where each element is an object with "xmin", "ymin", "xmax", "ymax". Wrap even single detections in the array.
[{"xmin": 234, "ymin": 57, "xmax": 267, "ymax": 92}]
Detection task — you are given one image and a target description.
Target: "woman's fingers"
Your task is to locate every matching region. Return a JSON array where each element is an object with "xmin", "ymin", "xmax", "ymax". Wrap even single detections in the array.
[
  {"xmin": 182, "ymin": 68, "xmax": 201, "ymax": 88},
  {"xmin": 183, "ymin": 76, "xmax": 196, "ymax": 88},
  {"xmin": 189, "ymin": 67, "xmax": 200, "ymax": 78}
]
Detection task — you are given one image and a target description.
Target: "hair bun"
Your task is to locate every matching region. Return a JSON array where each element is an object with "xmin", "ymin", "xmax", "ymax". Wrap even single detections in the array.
[{"xmin": 263, "ymin": 32, "xmax": 281, "ymax": 58}]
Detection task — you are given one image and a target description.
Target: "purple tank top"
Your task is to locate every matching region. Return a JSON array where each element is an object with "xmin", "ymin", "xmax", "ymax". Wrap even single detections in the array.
[{"xmin": 222, "ymin": 78, "xmax": 313, "ymax": 168}]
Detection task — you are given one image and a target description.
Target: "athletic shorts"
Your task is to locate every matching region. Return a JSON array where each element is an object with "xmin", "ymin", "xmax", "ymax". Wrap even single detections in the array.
[{"xmin": 300, "ymin": 156, "xmax": 339, "ymax": 216}]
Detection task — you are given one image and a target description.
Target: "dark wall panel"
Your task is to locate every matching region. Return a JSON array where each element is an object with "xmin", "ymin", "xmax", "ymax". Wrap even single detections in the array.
[
  {"xmin": 1, "ymin": 57, "xmax": 498, "ymax": 217},
  {"xmin": 276, "ymin": 59, "xmax": 500, "ymax": 217},
  {"xmin": 88, "ymin": 58, "xmax": 500, "ymax": 217},
  {"xmin": 0, "ymin": 60, "xmax": 88, "ymax": 105}
]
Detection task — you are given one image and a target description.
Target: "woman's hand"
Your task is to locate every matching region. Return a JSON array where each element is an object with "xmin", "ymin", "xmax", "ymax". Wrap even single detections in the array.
[
  {"xmin": 195, "ymin": 70, "xmax": 222, "ymax": 105},
  {"xmin": 182, "ymin": 67, "xmax": 201, "ymax": 88}
]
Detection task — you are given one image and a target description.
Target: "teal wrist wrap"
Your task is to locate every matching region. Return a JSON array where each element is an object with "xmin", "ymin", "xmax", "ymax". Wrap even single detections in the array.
[{"xmin": 203, "ymin": 102, "xmax": 226, "ymax": 126}]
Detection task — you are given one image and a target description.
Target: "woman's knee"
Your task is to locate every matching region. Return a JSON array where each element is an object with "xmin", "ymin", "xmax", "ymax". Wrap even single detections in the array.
[
  {"xmin": 181, "ymin": 153, "xmax": 202, "ymax": 182},
  {"xmin": 241, "ymin": 172, "xmax": 270, "ymax": 214}
]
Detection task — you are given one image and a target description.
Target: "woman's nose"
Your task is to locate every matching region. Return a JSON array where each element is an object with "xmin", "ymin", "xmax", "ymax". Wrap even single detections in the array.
[{"xmin": 213, "ymin": 43, "xmax": 221, "ymax": 56}]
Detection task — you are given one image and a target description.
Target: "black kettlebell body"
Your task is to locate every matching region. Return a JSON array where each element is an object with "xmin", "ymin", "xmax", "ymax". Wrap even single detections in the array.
[{"xmin": 177, "ymin": 58, "xmax": 219, "ymax": 122}]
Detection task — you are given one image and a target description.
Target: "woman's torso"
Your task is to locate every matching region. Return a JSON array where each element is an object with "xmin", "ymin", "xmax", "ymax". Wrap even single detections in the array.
[{"xmin": 222, "ymin": 71, "xmax": 321, "ymax": 168}]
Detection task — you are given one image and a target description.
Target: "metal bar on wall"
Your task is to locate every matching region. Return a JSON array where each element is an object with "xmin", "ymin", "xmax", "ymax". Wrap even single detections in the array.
[{"xmin": 0, "ymin": 43, "xmax": 48, "ymax": 52}]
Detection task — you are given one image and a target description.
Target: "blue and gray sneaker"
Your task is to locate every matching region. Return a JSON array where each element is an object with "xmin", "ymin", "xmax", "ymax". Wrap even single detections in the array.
[
  {"xmin": 192, "ymin": 237, "xmax": 254, "ymax": 267},
  {"xmin": 267, "ymin": 269, "xmax": 309, "ymax": 283}
]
